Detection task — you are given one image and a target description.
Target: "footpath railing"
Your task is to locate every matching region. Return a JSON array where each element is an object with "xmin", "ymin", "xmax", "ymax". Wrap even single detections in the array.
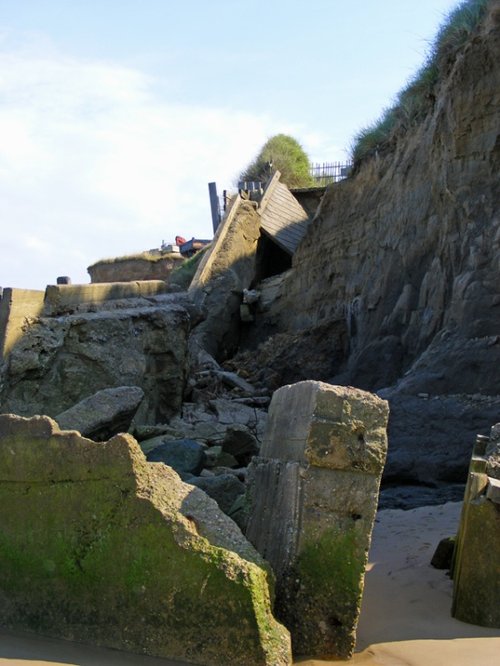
[{"xmin": 310, "ymin": 162, "xmax": 352, "ymax": 184}]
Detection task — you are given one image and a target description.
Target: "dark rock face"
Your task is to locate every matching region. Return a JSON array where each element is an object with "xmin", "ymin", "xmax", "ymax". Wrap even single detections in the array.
[{"xmin": 381, "ymin": 392, "xmax": 500, "ymax": 489}]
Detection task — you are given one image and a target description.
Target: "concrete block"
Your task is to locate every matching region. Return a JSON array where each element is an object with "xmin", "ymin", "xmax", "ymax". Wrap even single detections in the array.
[
  {"xmin": 43, "ymin": 281, "xmax": 169, "ymax": 316},
  {"xmin": 0, "ymin": 288, "xmax": 45, "ymax": 359},
  {"xmin": 246, "ymin": 381, "xmax": 389, "ymax": 659}
]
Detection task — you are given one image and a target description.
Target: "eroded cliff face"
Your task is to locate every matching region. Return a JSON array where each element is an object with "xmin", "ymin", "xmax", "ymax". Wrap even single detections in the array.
[
  {"xmin": 233, "ymin": 3, "xmax": 500, "ymax": 502},
  {"xmin": 274, "ymin": 6, "xmax": 500, "ymax": 394}
]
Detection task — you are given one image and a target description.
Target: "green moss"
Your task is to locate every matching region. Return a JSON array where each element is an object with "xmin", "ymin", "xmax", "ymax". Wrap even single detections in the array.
[{"xmin": 296, "ymin": 527, "xmax": 364, "ymax": 606}]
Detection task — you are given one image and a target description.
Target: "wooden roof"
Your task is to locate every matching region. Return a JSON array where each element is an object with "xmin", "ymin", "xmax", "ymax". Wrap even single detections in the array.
[{"xmin": 259, "ymin": 172, "xmax": 310, "ymax": 255}]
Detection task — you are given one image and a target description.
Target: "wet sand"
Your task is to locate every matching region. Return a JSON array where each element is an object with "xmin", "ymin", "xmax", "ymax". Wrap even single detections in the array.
[{"xmin": 2, "ymin": 502, "xmax": 499, "ymax": 666}]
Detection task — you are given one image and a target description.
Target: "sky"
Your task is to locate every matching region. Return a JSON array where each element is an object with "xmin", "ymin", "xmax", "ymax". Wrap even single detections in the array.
[{"xmin": 0, "ymin": 0, "xmax": 461, "ymax": 289}]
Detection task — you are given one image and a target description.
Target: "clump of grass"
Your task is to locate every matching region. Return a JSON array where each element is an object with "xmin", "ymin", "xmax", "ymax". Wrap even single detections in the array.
[
  {"xmin": 170, "ymin": 246, "xmax": 209, "ymax": 289},
  {"xmin": 351, "ymin": 0, "xmax": 490, "ymax": 166}
]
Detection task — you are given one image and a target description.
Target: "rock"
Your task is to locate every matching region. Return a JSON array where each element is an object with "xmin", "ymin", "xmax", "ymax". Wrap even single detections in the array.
[
  {"xmin": 0, "ymin": 303, "xmax": 190, "ymax": 424},
  {"xmin": 0, "ymin": 413, "xmax": 291, "ymax": 665},
  {"xmin": 55, "ymin": 386, "xmax": 144, "ymax": 440},
  {"xmin": 379, "ymin": 483, "xmax": 465, "ymax": 510},
  {"xmin": 380, "ymin": 391, "xmax": 500, "ymax": 491},
  {"xmin": 131, "ymin": 424, "xmax": 173, "ymax": 441},
  {"xmin": 431, "ymin": 536, "xmax": 456, "ymax": 570},
  {"xmin": 222, "ymin": 424, "xmax": 260, "ymax": 465},
  {"xmin": 145, "ymin": 438, "xmax": 207, "ymax": 477},
  {"xmin": 189, "ymin": 474, "xmax": 245, "ymax": 515},
  {"xmin": 215, "ymin": 370, "xmax": 256, "ymax": 395},
  {"xmin": 246, "ymin": 381, "xmax": 389, "ymax": 659},
  {"xmin": 210, "ymin": 398, "xmax": 268, "ymax": 443}
]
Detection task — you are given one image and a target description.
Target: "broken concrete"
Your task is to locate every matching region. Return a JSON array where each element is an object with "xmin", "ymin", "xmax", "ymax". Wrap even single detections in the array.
[
  {"xmin": 0, "ymin": 303, "xmax": 190, "ymax": 423},
  {"xmin": 452, "ymin": 424, "xmax": 500, "ymax": 628},
  {"xmin": 0, "ymin": 413, "xmax": 291, "ymax": 666},
  {"xmin": 55, "ymin": 386, "xmax": 145, "ymax": 440},
  {"xmin": 246, "ymin": 381, "xmax": 388, "ymax": 659}
]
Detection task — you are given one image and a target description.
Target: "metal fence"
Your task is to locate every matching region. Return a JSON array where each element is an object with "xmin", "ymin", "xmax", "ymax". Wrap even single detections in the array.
[{"xmin": 310, "ymin": 162, "xmax": 352, "ymax": 184}]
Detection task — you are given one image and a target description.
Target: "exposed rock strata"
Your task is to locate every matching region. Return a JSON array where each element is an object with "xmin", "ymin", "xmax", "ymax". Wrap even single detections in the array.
[{"xmin": 0, "ymin": 414, "xmax": 291, "ymax": 666}]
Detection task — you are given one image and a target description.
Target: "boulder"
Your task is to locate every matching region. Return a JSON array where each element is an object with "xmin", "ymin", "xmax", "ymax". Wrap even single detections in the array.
[
  {"xmin": 189, "ymin": 474, "xmax": 245, "ymax": 515},
  {"xmin": 0, "ymin": 414, "xmax": 291, "ymax": 666},
  {"xmin": 246, "ymin": 381, "xmax": 388, "ymax": 659},
  {"xmin": 222, "ymin": 424, "xmax": 260, "ymax": 465},
  {"xmin": 55, "ymin": 386, "xmax": 144, "ymax": 440},
  {"xmin": 144, "ymin": 438, "xmax": 207, "ymax": 478}
]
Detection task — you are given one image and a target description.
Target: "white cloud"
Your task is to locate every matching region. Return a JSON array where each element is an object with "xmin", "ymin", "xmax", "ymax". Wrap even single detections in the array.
[{"xmin": 0, "ymin": 36, "xmax": 281, "ymax": 288}]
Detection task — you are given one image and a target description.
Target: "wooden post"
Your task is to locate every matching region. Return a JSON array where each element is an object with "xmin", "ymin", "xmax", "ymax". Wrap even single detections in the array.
[{"xmin": 208, "ymin": 182, "xmax": 220, "ymax": 234}]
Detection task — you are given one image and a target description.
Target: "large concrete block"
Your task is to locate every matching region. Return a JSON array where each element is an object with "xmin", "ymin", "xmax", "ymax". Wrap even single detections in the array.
[
  {"xmin": 0, "ymin": 414, "xmax": 292, "ymax": 666},
  {"xmin": 246, "ymin": 381, "xmax": 389, "ymax": 659},
  {"xmin": 43, "ymin": 281, "xmax": 169, "ymax": 316},
  {"xmin": 0, "ymin": 304, "xmax": 190, "ymax": 423}
]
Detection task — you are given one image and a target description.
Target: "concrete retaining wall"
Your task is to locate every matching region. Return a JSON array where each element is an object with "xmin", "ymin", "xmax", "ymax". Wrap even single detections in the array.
[{"xmin": 0, "ymin": 288, "xmax": 45, "ymax": 359}]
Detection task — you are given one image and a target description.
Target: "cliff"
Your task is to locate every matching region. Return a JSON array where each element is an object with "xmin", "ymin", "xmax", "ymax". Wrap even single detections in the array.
[{"xmin": 231, "ymin": 1, "xmax": 500, "ymax": 504}]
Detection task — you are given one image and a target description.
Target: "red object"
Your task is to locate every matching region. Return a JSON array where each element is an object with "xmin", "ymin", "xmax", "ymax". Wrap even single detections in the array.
[{"xmin": 175, "ymin": 235, "xmax": 187, "ymax": 246}]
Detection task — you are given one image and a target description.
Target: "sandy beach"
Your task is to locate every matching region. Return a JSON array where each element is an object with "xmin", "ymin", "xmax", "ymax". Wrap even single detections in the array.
[{"xmin": 2, "ymin": 501, "xmax": 499, "ymax": 666}]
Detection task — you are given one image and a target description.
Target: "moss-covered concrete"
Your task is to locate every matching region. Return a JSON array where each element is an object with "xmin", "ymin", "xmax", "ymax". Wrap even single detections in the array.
[
  {"xmin": 0, "ymin": 414, "xmax": 291, "ymax": 666},
  {"xmin": 246, "ymin": 381, "xmax": 388, "ymax": 659}
]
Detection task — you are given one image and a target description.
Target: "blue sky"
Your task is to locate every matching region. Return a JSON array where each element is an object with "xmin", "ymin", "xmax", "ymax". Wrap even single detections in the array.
[{"xmin": 0, "ymin": 0, "xmax": 460, "ymax": 288}]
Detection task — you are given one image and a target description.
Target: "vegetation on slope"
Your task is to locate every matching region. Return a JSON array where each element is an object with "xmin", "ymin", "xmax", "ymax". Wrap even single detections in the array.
[
  {"xmin": 351, "ymin": 0, "xmax": 490, "ymax": 165},
  {"xmin": 239, "ymin": 134, "xmax": 315, "ymax": 189},
  {"xmin": 170, "ymin": 245, "xmax": 209, "ymax": 289},
  {"xmin": 89, "ymin": 250, "xmax": 182, "ymax": 268}
]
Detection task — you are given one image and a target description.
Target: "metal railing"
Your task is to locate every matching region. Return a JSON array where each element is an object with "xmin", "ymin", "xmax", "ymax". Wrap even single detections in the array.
[{"xmin": 310, "ymin": 162, "xmax": 352, "ymax": 184}]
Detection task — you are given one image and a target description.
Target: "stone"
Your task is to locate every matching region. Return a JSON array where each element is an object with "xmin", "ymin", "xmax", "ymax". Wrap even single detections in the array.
[
  {"xmin": 189, "ymin": 474, "xmax": 245, "ymax": 515},
  {"xmin": 222, "ymin": 424, "xmax": 260, "ymax": 465},
  {"xmin": 145, "ymin": 438, "xmax": 207, "ymax": 478},
  {"xmin": 246, "ymin": 381, "xmax": 388, "ymax": 659},
  {"xmin": 0, "ymin": 303, "xmax": 190, "ymax": 424},
  {"xmin": 55, "ymin": 386, "xmax": 145, "ymax": 440},
  {"xmin": 215, "ymin": 370, "xmax": 256, "ymax": 395},
  {"xmin": 379, "ymin": 391, "xmax": 500, "ymax": 496},
  {"xmin": 210, "ymin": 398, "xmax": 268, "ymax": 443},
  {"xmin": 430, "ymin": 536, "xmax": 456, "ymax": 570},
  {"xmin": 0, "ymin": 413, "xmax": 292, "ymax": 666}
]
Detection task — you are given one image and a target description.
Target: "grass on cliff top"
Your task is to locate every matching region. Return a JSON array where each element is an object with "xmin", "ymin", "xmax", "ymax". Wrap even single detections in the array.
[
  {"xmin": 89, "ymin": 250, "xmax": 183, "ymax": 268},
  {"xmin": 351, "ymin": 0, "xmax": 489, "ymax": 165}
]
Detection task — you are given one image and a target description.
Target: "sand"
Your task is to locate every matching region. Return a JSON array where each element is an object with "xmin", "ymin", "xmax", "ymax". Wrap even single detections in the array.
[{"xmin": 1, "ymin": 501, "xmax": 499, "ymax": 666}]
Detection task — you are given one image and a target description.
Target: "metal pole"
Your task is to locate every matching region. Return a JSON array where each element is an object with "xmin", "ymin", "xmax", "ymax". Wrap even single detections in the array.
[{"xmin": 208, "ymin": 182, "xmax": 220, "ymax": 234}]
